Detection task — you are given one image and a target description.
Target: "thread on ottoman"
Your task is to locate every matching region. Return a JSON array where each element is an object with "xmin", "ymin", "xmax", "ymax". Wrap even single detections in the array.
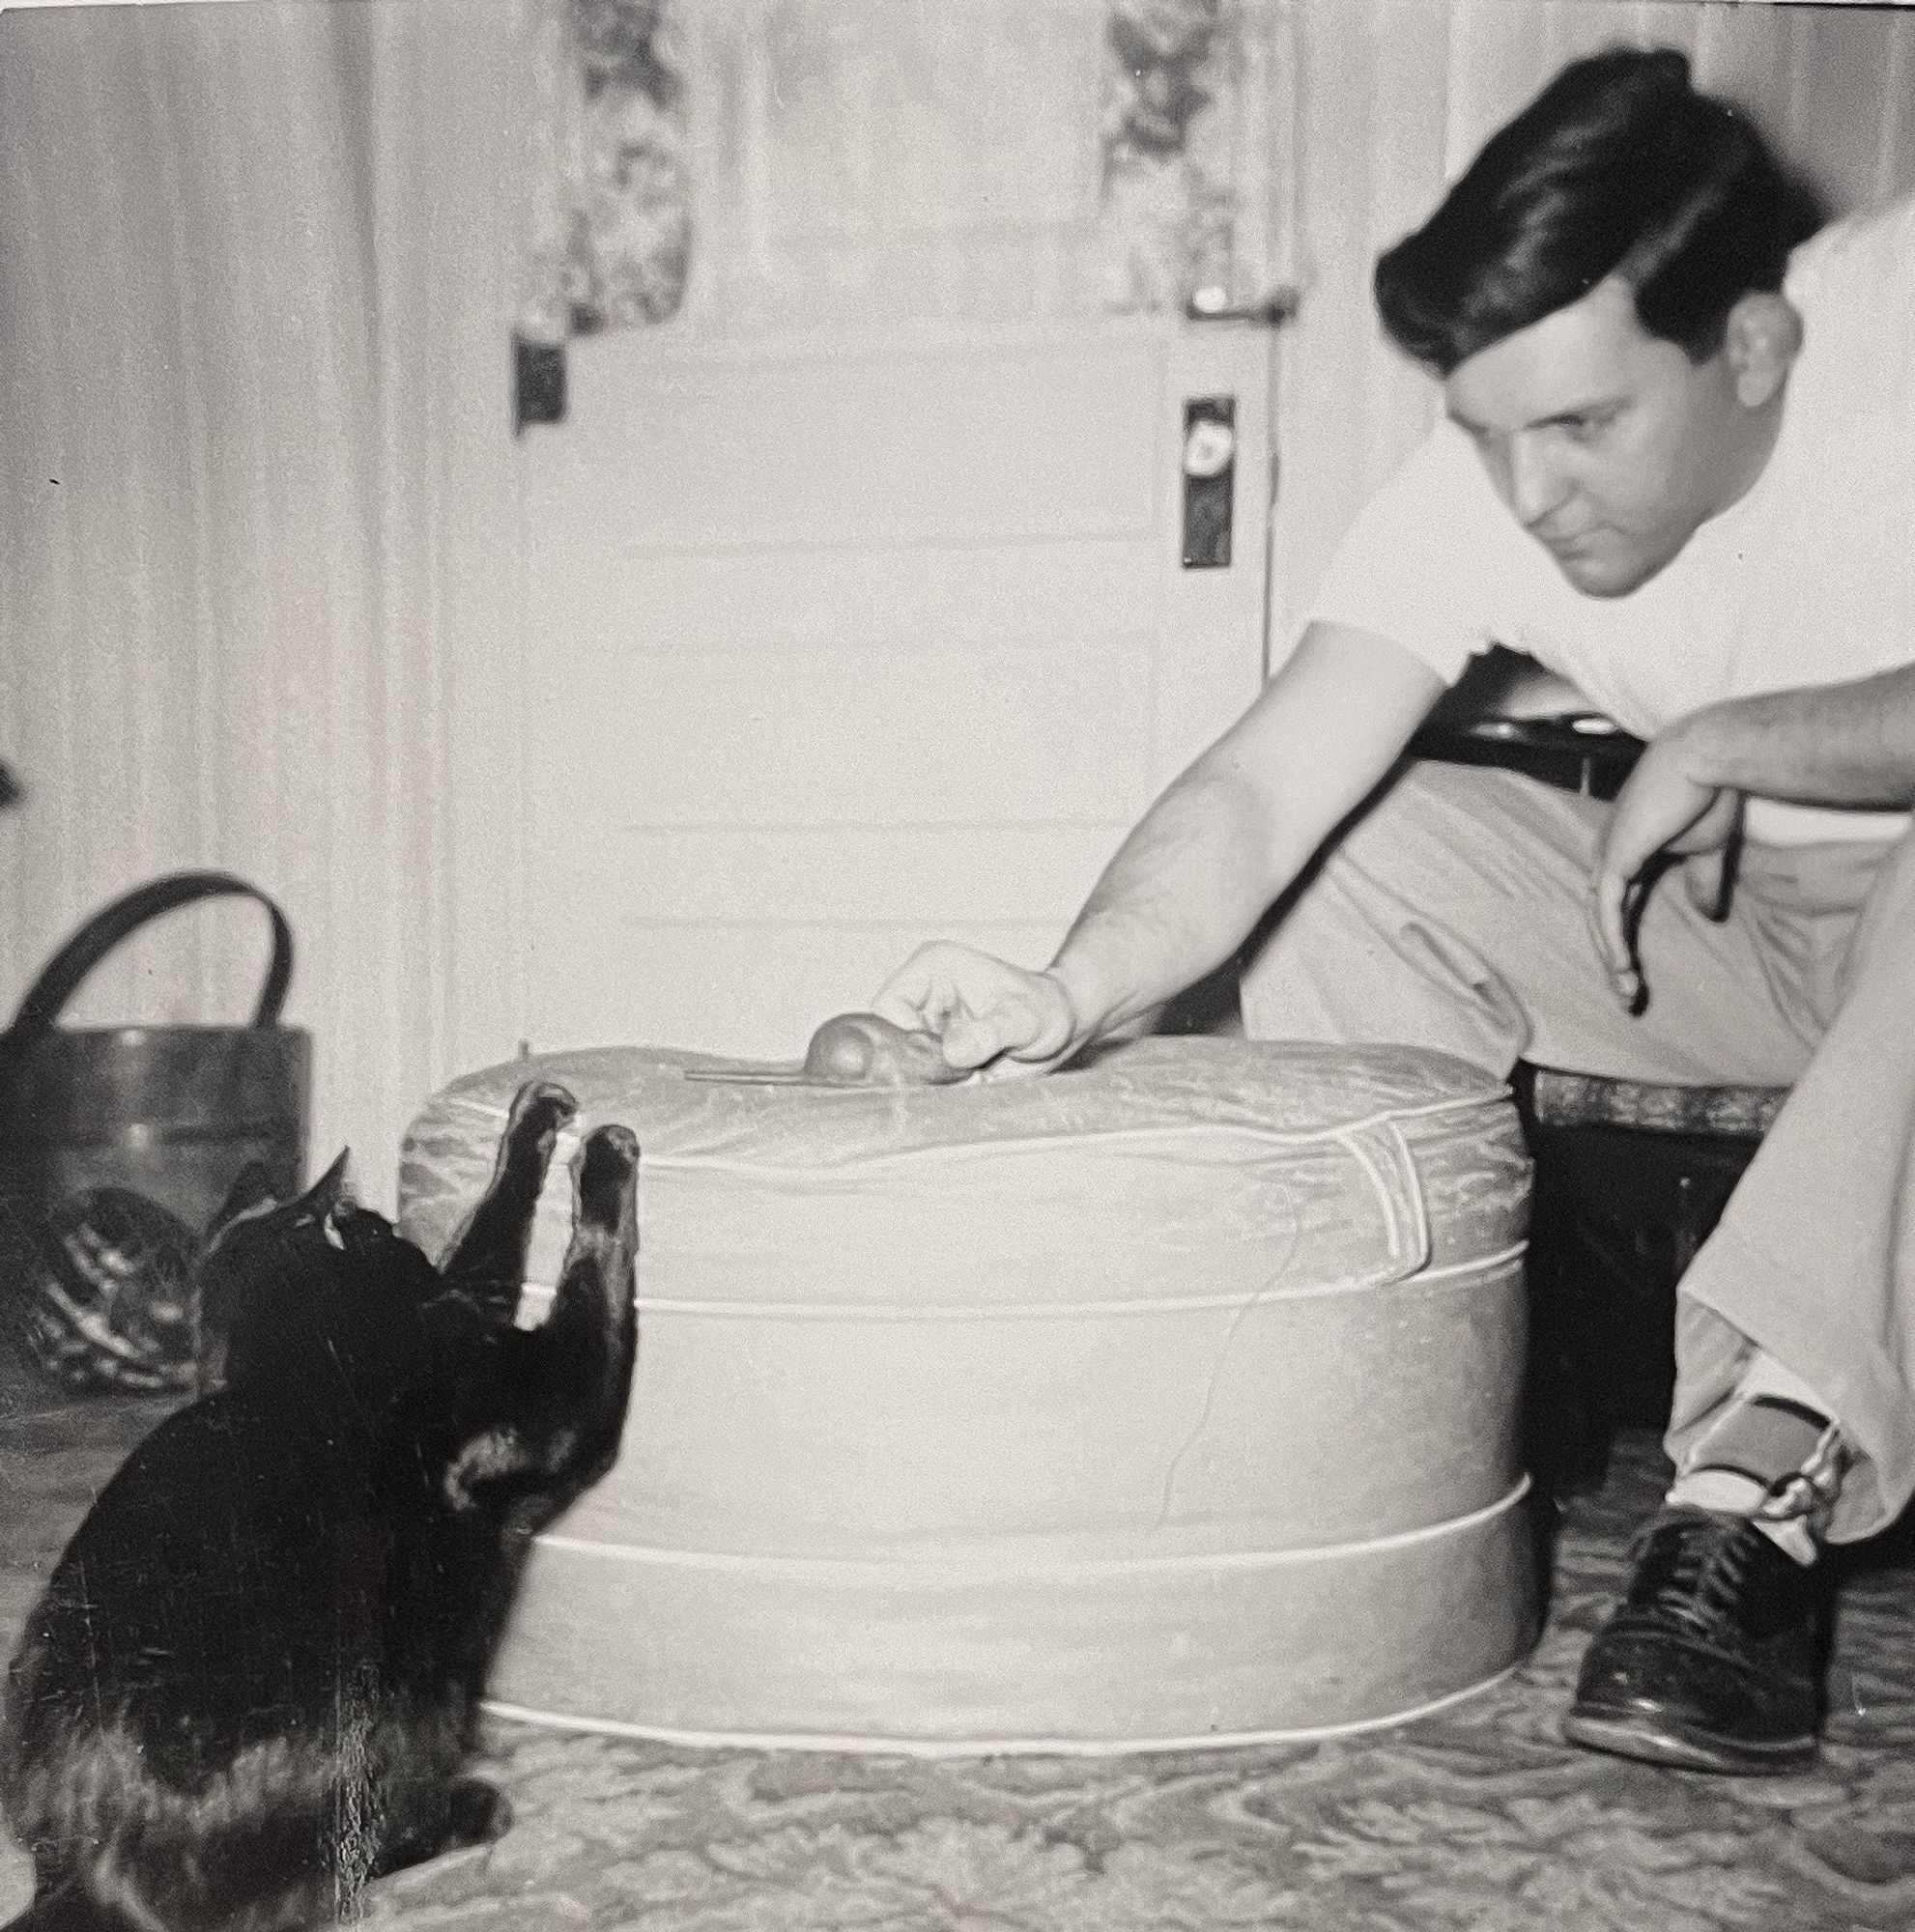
[{"xmin": 1155, "ymin": 1179, "xmax": 1302, "ymax": 1530}]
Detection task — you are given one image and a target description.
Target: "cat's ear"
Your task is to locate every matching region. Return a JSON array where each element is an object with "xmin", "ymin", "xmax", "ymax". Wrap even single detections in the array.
[
  {"xmin": 233, "ymin": 1149, "xmax": 352, "ymax": 1249},
  {"xmin": 207, "ymin": 1160, "xmax": 284, "ymax": 1241},
  {"xmin": 297, "ymin": 1150, "xmax": 353, "ymax": 1225},
  {"xmin": 201, "ymin": 1149, "xmax": 350, "ymax": 1274}
]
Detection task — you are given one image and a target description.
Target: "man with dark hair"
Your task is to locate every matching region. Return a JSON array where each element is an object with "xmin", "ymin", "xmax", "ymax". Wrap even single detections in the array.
[
  {"xmin": 1375, "ymin": 47, "xmax": 1821, "ymax": 378},
  {"xmin": 875, "ymin": 44, "xmax": 1915, "ymax": 1776}
]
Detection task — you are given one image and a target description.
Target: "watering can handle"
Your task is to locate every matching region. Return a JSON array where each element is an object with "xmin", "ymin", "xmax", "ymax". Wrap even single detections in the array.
[{"xmin": 3, "ymin": 871, "xmax": 294, "ymax": 1041}]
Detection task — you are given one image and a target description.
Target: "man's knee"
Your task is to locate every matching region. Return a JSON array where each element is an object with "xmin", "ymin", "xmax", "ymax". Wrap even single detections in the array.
[{"xmin": 1240, "ymin": 763, "xmax": 1603, "ymax": 1062}]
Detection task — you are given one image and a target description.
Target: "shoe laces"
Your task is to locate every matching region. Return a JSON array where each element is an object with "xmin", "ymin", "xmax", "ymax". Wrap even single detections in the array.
[{"xmin": 1634, "ymin": 1513, "xmax": 1764, "ymax": 1640}]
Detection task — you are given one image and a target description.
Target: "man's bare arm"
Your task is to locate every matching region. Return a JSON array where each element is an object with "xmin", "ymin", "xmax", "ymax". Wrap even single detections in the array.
[
  {"xmin": 1591, "ymin": 660, "xmax": 1915, "ymax": 1003},
  {"xmin": 1673, "ymin": 662, "xmax": 1915, "ymax": 806},
  {"xmin": 876, "ymin": 625, "xmax": 1444, "ymax": 1068},
  {"xmin": 1046, "ymin": 624, "xmax": 1445, "ymax": 1045}
]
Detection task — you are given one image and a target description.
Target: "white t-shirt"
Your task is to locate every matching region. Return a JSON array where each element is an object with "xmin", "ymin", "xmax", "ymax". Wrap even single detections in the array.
[{"xmin": 1304, "ymin": 192, "xmax": 1915, "ymax": 845}]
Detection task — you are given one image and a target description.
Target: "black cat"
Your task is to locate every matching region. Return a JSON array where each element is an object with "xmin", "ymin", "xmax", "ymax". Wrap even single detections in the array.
[{"xmin": 0, "ymin": 1081, "xmax": 640, "ymax": 1930}]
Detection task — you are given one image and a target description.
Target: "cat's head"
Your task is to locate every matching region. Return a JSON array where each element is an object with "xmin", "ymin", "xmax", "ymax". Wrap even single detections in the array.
[{"xmin": 195, "ymin": 1151, "xmax": 429, "ymax": 1392}]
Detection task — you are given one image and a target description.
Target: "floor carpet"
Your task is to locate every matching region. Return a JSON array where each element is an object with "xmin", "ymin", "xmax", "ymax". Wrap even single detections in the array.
[{"xmin": 2, "ymin": 1387, "xmax": 1912, "ymax": 1932}]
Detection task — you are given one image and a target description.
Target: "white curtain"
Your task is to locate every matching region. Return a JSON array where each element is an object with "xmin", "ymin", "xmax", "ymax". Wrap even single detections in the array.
[{"xmin": 0, "ymin": 0, "xmax": 529, "ymax": 1208}]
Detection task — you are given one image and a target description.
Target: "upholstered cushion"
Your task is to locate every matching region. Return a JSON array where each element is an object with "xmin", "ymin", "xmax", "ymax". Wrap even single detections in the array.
[{"xmin": 399, "ymin": 1037, "xmax": 1536, "ymax": 1751}]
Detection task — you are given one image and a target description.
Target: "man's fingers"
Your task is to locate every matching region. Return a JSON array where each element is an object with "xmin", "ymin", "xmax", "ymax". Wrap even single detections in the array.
[
  {"xmin": 871, "ymin": 982, "xmax": 937, "ymax": 1034},
  {"xmin": 941, "ymin": 1008, "xmax": 1027, "ymax": 1070},
  {"xmin": 1683, "ymin": 848, "xmax": 1729, "ymax": 919},
  {"xmin": 1665, "ymin": 785, "xmax": 1743, "ymax": 859},
  {"xmin": 1589, "ymin": 862, "xmax": 1636, "ymax": 999},
  {"xmin": 1619, "ymin": 875, "xmax": 1654, "ymax": 1016},
  {"xmin": 871, "ymin": 944, "xmax": 968, "ymax": 1036},
  {"xmin": 972, "ymin": 1054, "xmax": 1053, "ymax": 1084},
  {"xmin": 1682, "ymin": 801, "xmax": 1743, "ymax": 921},
  {"xmin": 1589, "ymin": 753, "xmax": 1734, "ymax": 1015},
  {"xmin": 1592, "ymin": 850, "xmax": 1679, "ymax": 1015},
  {"xmin": 870, "ymin": 946, "xmax": 1071, "ymax": 1072},
  {"xmin": 944, "ymin": 981, "xmax": 1075, "ymax": 1071}
]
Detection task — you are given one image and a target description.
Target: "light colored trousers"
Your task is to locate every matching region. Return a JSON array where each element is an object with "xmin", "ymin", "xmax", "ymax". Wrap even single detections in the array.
[{"xmin": 1241, "ymin": 762, "xmax": 1915, "ymax": 1543}]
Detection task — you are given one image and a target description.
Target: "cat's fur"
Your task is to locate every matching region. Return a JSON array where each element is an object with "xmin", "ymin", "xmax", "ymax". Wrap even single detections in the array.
[{"xmin": 0, "ymin": 1081, "xmax": 639, "ymax": 1931}]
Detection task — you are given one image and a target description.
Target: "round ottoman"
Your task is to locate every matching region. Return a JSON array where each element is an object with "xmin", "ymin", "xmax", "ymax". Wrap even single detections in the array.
[{"xmin": 398, "ymin": 1037, "xmax": 1535, "ymax": 1753}]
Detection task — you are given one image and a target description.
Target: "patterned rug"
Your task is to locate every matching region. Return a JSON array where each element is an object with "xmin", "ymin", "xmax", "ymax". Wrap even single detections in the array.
[{"xmin": 3, "ymin": 1395, "xmax": 1912, "ymax": 1932}]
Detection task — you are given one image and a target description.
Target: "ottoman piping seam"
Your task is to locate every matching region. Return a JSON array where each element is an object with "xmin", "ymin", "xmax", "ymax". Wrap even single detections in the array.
[
  {"xmin": 515, "ymin": 1236, "xmax": 1528, "ymax": 1321},
  {"xmin": 481, "ymin": 1661, "xmax": 1529, "ymax": 1758},
  {"xmin": 600, "ymin": 1093, "xmax": 1512, "ymax": 1177},
  {"xmin": 531, "ymin": 1472, "xmax": 1531, "ymax": 1576}
]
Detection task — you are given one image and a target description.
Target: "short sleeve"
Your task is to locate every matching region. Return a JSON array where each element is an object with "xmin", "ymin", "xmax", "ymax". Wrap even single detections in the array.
[
  {"xmin": 1300, "ymin": 421, "xmax": 1521, "ymax": 685},
  {"xmin": 1782, "ymin": 190, "xmax": 1915, "ymax": 389}
]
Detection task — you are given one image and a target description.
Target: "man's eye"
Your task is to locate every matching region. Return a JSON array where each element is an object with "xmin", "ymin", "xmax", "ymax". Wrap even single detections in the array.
[{"xmin": 1562, "ymin": 413, "xmax": 1610, "ymax": 444}]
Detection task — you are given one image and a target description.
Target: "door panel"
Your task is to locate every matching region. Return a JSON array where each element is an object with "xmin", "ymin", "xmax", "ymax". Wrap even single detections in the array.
[
  {"xmin": 521, "ymin": 317, "xmax": 1275, "ymax": 1060},
  {"xmin": 531, "ymin": 336, "xmax": 1160, "ymax": 552},
  {"xmin": 537, "ymin": 535, "xmax": 1162, "ymax": 659},
  {"xmin": 557, "ymin": 640, "xmax": 1156, "ymax": 827}
]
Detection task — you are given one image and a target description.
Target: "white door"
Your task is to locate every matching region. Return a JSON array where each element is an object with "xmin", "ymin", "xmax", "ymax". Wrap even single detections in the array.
[{"xmin": 517, "ymin": 311, "xmax": 1278, "ymax": 1061}]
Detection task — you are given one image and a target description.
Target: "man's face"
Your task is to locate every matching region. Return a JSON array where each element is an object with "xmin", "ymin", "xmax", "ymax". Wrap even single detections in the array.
[{"xmin": 1443, "ymin": 278, "xmax": 1756, "ymax": 598}]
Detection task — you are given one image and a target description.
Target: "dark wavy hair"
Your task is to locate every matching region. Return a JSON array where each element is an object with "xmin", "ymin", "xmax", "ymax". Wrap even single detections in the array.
[{"xmin": 1374, "ymin": 47, "xmax": 1822, "ymax": 374}]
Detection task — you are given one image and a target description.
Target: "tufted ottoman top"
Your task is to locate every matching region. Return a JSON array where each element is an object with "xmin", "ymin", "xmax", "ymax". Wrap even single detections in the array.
[{"xmin": 399, "ymin": 1037, "xmax": 1528, "ymax": 1304}]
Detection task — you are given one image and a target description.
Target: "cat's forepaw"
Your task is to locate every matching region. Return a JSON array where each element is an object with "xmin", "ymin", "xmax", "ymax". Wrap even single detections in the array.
[
  {"xmin": 503, "ymin": 1080, "xmax": 579, "ymax": 1155},
  {"xmin": 575, "ymin": 1125, "xmax": 640, "ymax": 1230}
]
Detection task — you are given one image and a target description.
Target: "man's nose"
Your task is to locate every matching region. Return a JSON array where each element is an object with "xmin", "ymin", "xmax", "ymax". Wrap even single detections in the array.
[{"xmin": 1506, "ymin": 434, "xmax": 1571, "ymax": 528}]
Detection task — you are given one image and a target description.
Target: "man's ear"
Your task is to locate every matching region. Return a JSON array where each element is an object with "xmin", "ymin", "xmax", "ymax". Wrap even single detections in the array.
[{"xmin": 1723, "ymin": 292, "xmax": 1802, "ymax": 409}]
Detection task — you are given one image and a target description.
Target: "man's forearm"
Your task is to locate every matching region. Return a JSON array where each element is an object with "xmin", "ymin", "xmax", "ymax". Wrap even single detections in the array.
[
  {"xmin": 1021, "ymin": 622, "xmax": 1442, "ymax": 1056},
  {"xmin": 1675, "ymin": 662, "xmax": 1915, "ymax": 808},
  {"xmin": 1046, "ymin": 764, "xmax": 1289, "ymax": 1045}
]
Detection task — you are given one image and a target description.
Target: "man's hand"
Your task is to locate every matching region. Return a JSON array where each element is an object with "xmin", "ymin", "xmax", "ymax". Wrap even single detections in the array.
[
  {"xmin": 872, "ymin": 944, "xmax": 1077, "ymax": 1077},
  {"xmin": 1590, "ymin": 720, "xmax": 1742, "ymax": 1009},
  {"xmin": 870, "ymin": 631, "xmax": 1441, "ymax": 1072}
]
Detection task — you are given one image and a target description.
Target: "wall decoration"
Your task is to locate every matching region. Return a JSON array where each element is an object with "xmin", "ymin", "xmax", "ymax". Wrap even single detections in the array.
[
  {"xmin": 517, "ymin": 0, "xmax": 692, "ymax": 422},
  {"xmin": 514, "ymin": 0, "xmax": 1282, "ymax": 413},
  {"xmin": 1100, "ymin": 0, "xmax": 1277, "ymax": 314}
]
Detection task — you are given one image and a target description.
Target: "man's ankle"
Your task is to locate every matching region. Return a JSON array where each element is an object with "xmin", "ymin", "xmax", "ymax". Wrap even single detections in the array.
[{"xmin": 1667, "ymin": 1361, "xmax": 1846, "ymax": 1567}]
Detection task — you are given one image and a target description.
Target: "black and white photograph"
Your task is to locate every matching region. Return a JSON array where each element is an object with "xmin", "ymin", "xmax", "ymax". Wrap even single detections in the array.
[{"xmin": 1, "ymin": 0, "xmax": 1912, "ymax": 1924}]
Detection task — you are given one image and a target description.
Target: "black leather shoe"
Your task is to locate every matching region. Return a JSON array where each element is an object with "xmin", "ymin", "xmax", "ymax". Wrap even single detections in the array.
[{"xmin": 1562, "ymin": 1506, "xmax": 1831, "ymax": 1775}]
